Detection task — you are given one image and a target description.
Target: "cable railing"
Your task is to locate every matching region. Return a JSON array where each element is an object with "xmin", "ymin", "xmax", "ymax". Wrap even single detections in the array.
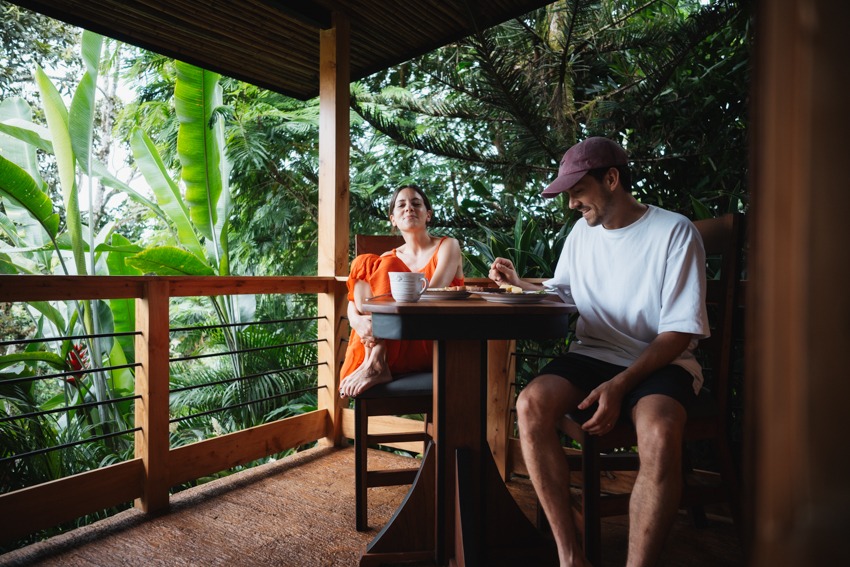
[
  {"xmin": 165, "ymin": 313, "xmax": 324, "ymax": 445},
  {"xmin": 0, "ymin": 324, "xmax": 144, "ymax": 473},
  {"xmin": 0, "ymin": 274, "xmax": 341, "ymax": 547}
]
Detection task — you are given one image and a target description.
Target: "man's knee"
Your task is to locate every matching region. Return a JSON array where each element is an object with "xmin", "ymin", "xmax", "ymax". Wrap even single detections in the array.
[
  {"xmin": 516, "ymin": 375, "xmax": 580, "ymax": 431},
  {"xmin": 515, "ymin": 384, "xmax": 543, "ymax": 429},
  {"xmin": 634, "ymin": 397, "xmax": 686, "ymax": 464}
]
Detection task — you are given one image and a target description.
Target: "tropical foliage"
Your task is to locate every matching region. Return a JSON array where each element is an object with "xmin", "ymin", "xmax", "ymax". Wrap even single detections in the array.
[
  {"xmin": 351, "ymin": 0, "xmax": 749, "ymax": 259},
  {"xmin": 0, "ymin": 0, "xmax": 750, "ymax": 548},
  {"xmin": 0, "ymin": 30, "xmax": 320, "ymax": 510}
]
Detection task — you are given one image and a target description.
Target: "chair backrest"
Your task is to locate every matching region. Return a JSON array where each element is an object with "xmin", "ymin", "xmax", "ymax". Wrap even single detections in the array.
[
  {"xmin": 693, "ymin": 213, "xmax": 744, "ymax": 420},
  {"xmin": 354, "ymin": 234, "xmax": 405, "ymax": 256}
]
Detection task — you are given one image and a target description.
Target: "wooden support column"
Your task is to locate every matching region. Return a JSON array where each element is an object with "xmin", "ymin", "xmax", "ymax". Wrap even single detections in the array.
[
  {"xmin": 316, "ymin": 12, "xmax": 351, "ymax": 446},
  {"xmin": 751, "ymin": 2, "xmax": 850, "ymax": 565},
  {"xmin": 134, "ymin": 279, "xmax": 170, "ymax": 513}
]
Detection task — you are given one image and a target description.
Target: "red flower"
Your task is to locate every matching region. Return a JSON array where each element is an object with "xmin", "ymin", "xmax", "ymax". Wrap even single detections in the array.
[{"xmin": 64, "ymin": 344, "xmax": 89, "ymax": 384}]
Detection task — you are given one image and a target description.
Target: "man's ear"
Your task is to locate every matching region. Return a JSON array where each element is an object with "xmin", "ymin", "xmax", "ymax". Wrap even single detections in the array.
[{"xmin": 605, "ymin": 166, "xmax": 620, "ymax": 191}]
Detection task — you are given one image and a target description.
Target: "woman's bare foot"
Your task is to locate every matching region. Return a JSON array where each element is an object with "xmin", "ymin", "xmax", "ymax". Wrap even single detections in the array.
[{"xmin": 339, "ymin": 344, "xmax": 393, "ymax": 397}]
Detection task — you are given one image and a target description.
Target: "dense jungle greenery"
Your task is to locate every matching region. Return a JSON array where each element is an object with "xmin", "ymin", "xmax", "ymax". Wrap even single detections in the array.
[{"xmin": 0, "ymin": 0, "xmax": 750, "ymax": 546}]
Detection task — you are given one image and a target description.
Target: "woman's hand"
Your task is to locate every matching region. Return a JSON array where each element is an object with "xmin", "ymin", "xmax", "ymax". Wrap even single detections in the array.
[{"xmin": 348, "ymin": 301, "xmax": 373, "ymax": 341}]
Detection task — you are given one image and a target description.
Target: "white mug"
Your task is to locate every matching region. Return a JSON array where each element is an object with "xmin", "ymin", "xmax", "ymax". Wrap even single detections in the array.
[{"xmin": 389, "ymin": 272, "xmax": 429, "ymax": 302}]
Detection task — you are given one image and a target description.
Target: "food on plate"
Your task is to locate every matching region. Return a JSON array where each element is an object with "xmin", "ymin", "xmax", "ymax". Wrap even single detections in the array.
[{"xmin": 499, "ymin": 283, "xmax": 524, "ymax": 294}]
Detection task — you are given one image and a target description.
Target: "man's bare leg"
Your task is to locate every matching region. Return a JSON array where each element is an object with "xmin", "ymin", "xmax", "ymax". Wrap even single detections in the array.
[
  {"xmin": 626, "ymin": 395, "xmax": 687, "ymax": 567},
  {"xmin": 339, "ymin": 342, "xmax": 393, "ymax": 397},
  {"xmin": 517, "ymin": 375, "xmax": 592, "ymax": 567}
]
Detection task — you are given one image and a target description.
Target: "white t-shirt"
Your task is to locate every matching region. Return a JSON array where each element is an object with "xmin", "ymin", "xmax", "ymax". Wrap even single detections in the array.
[{"xmin": 544, "ymin": 205, "xmax": 710, "ymax": 393}]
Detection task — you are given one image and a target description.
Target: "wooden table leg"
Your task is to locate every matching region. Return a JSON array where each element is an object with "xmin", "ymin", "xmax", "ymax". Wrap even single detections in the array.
[
  {"xmin": 359, "ymin": 442, "xmax": 436, "ymax": 566},
  {"xmin": 360, "ymin": 337, "xmax": 557, "ymax": 567},
  {"xmin": 439, "ymin": 340, "xmax": 558, "ymax": 567}
]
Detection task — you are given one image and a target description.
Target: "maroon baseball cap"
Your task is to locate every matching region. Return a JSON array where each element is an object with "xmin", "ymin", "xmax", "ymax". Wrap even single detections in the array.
[{"xmin": 541, "ymin": 137, "xmax": 628, "ymax": 198}]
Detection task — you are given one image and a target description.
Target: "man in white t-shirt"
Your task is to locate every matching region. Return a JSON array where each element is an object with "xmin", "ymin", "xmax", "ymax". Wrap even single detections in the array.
[{"xmin": 490, "ymin": 137, "xmax": 709, "ymax": 567}]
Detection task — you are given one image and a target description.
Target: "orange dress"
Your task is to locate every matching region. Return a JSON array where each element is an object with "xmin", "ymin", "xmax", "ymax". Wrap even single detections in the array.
[{"xmin": 339, "ymin": 236, "xmax": 464, "ymax": 381}]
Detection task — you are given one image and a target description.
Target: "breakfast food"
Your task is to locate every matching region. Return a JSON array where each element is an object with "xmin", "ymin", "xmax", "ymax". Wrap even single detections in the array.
[
  {"xmin": 499, "ymin": 283, "xmax": 524, "ymax": 294},
  {"xmin": 428, "ymin": 285, "xmax": 502, "ymax": 292}
]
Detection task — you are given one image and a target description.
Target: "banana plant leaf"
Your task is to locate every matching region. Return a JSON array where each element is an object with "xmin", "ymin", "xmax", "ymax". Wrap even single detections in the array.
[
  {"xmin": 107, "ymin": 233, "xmax": 142, "ymax": 360},
  {"xmin": 68, "ymin": 31, "xmax": 102, "ymax": 176},
  {"xmin": 0, "ymin": 117, "xmax": 52, "ymax": 153},
  {"xmin": 0, "ymin": 100, "xmax": 54, "ymax": 269},
  {"xmin": 26, "ymin": 301, "xmax": 66, "ymax": 333},
  {"xmin": 174, "ymin": 62, "xmax": 232, "ymax": 276},
  {"xmin": 0, "ymin": 155, "xmax": 60, "ymax": 238},
  {"xmin": 96, "ymin": 242, "xmax": 146, "ymax": 254},
  {"xmin": 0, "ymin": 99, "xmax": 44, "ymax": 185},
  {"xmin": 35, "ymin": 65, "xmax": 86, "ymax": 275},
  {"xmin": 127, "ymin": 246, "xmax": 216, "ymax": 276},
  {"xmin": 0, "ymin": 252, "xmax": 17, "ymax": 274},
  {"xmin": 0, "ymin": 215, "xmax": 22, "ymax": 245},
  {"xmin": 0, "ymin": 352, "xmax": 65, "ymax": 371},
  {"xmin": 91, "ymin": 159, "xmax": 166, "ymax": 218},
  {"xmin": 175, "ymin": 62, "xmax": 224, "ymax": 243},
  {"xmin": 0, "ymin": 116, "xmax": 165, "ymax": 218},
  {"xmin": 107, "ymin": 340, "xmax": 136, "ymax": 407},
  {"xmin": 131, "ymin": 128, "xmax": 204, "ymax": 259}
]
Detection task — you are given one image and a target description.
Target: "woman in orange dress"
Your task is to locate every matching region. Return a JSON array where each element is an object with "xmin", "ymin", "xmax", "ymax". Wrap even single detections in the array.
[{"xmin": 339, "ymin": 185, "xmax": 464, "ymax": 398}]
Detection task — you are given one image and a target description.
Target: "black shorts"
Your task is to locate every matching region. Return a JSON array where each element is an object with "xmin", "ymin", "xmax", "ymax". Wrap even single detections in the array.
[{"xmin": 537, "ymin": 352, "xmax": 698, "ymax": 422}]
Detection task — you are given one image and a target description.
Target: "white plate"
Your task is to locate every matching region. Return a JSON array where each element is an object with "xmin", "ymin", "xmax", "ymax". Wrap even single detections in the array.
[
  {"xmin": 420, "ymin": 290, "xmax": 471, "ymax": 300},
  {"xmin": 472, "ymin": 291, "xmax": 548, "ymax": 304}
]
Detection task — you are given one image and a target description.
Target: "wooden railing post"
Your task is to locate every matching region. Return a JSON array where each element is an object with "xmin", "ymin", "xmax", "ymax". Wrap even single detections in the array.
[
  {"xmin": 135, "ymin": 278, "xmax": 171, "ymax": 512},
  {"xmin": 487, "ymin": 339, "xmax": 516, "ymax": 481},
  {"xmin": 316, "ymin": 11, "xmax": 351, "ymax": 446}
]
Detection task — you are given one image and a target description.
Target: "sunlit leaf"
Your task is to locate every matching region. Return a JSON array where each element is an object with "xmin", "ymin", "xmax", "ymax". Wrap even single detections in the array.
[
  {"xmin": 0, "ymin": 351, "xmax": 65, "ymax": 371},
  {"xmin": 36, "ymin": 65, "xmax": 87, "ymax": 275},
  {"xmin": 131, "ymin": 128, "xmax": 204, "ymax": 258},
  {"xmin": 175, "ymin": 62, "xmax": 223, "ymax": 242},
  {"xmin": 107, "ymin": 233, "xmax": 141, "ymax": 359},
  {"xmin": 0, "ymin": 154, "xmax": 60, "ymax": 238},
  {"xmin": 127, "ymin": 246, "xmax": 216, "ymax": 276},
  {"xmin": 0, "ymin": 98, "xmax": 44, "ymax": 185}
]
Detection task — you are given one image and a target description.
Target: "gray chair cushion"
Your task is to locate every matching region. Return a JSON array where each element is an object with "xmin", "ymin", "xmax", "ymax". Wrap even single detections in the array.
[{"xmin": 356, "ymin": 371, "xmax": 433, "ymax": 399}]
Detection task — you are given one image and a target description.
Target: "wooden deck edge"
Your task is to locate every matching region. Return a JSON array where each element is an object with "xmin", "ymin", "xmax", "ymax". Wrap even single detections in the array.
[
  {"xmin": 168, "ymin": 410, "xmax": 329, "ymax": 487},
  {"xmin": 0, "ymin": 459, "xmax": 145, "ymax": 544}
]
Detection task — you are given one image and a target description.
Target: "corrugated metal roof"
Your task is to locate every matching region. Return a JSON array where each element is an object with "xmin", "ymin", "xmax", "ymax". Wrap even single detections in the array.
[{"xmin": 11, "ymin": 0, "xmax": 553, "ymax": 100}]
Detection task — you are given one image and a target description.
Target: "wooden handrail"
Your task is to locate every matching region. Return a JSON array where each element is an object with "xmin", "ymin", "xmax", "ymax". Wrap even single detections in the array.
[{"xmin": 0, "ymin": 275, "xmax": 335, "ymax": 302}]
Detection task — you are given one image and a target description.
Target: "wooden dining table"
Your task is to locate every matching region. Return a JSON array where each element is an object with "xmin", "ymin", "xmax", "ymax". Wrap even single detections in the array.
[{"xmin": 358, "ymin": 293, "xmax": 574, "ymax": 567}]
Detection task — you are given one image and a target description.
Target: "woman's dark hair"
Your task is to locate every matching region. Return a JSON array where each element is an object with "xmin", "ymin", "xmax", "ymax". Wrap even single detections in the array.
[
  {"xmin": 587, "ymin": 165, "xmax": 632, "ymax": 192},
  {"xmin": 388, "ymin": 184, "xmax": 433, "ymax": 226}
]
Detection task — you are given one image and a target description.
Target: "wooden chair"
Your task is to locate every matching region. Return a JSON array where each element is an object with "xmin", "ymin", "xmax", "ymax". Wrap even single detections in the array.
[
  {"xmin": 350, "ymin": 234, "xmax": 433, "ymax": 531},
  {"xmin": 555, "ymin": 213, "xmax": 744, "ymax": 566}
]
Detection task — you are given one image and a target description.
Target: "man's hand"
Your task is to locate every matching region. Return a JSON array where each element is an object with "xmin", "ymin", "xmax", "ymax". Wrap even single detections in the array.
[
  {"xmin": 578, "ymin": 378, "xmax": 626, "ymax": 435},
  {"xmin": 489, "ymin": 257, "xmax": 520, "ymax": 286}
]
